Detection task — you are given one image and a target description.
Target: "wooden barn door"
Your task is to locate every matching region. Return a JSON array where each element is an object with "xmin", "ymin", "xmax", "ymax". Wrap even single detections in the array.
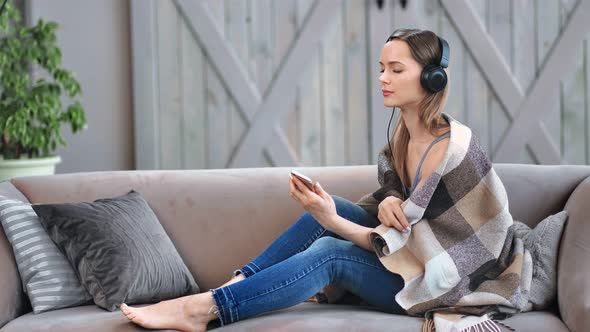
[{"xmin": 131, "ymin": 0, "xmax": 377, "ymax": 169}]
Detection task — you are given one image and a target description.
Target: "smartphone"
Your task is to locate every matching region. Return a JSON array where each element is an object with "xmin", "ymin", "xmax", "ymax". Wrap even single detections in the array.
[{"xmin": 290, "ymin": 170, "xmax": 316, "ymax": 190}]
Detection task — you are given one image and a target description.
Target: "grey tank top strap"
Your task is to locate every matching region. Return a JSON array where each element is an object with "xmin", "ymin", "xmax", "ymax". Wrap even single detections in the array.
[{"xmin": 406, "ymin": 131, "xmax": 451, "ymax": 196}]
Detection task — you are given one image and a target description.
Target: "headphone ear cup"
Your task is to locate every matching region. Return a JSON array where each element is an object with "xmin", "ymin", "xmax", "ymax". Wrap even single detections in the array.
[
  {"xmin": 420, "ymin": 64, "xmax": 435, "ymax": 91},
  {"xmin": 421, "ymin": 64, "xmax": 447, "ymax": 93}
]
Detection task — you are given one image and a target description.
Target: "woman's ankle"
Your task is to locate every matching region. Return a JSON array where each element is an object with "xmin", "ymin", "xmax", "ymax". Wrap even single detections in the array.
[
  {"xmin": 230, "ymin": 273, "xmax": 245, "ymax": 284},
  {"xmin": 220, "ymin": 273, "xmax": 245, "ymax": 288}
]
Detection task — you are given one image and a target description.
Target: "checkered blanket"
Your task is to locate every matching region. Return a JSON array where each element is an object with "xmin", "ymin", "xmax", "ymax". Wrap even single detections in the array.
[{"xmin": 355, "ymin": 113, "xmax": 531, "ymax": 332}]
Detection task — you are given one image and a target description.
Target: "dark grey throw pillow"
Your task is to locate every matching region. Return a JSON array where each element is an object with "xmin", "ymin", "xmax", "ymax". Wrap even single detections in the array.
[{"xmin": 31, "ymin": 190, "xmax": 199, "ymax": 311}]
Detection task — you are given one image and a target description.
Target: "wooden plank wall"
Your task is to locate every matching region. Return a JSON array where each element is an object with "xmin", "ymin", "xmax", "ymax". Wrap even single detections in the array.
[{"xmin": 138, "ymin": 0, "xmax": 589, "ymax": 169}]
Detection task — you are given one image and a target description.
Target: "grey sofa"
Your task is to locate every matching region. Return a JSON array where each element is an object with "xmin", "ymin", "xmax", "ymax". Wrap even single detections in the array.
[{"xmin": 1, "ymin": 163, "xmax": 589, "ymax": 332}]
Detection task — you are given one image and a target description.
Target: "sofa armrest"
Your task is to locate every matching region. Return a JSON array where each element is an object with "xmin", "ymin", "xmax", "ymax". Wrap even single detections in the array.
[
  {"xmin": 0, "ymin": 181, "xmax": 32, "ymax": 328},
  {"xmin": 560, "ymin": 175, "xmax": 590, "ymax": 332}
]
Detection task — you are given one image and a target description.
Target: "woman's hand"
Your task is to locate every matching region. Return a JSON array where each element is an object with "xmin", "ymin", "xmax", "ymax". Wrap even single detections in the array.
[
  {"xmin": 377, "ymin": 196, "xmax": 410, "ymax": 232},
  {"xmin": 289, "ymin": 174, "xmax": 338, "ymax": 231}
]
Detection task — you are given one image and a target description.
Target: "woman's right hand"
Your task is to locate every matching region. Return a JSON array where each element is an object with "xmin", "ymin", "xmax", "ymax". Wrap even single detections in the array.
[{"xmin": 377, "ymin": 196, "xmax": 410, "ymax": 232}]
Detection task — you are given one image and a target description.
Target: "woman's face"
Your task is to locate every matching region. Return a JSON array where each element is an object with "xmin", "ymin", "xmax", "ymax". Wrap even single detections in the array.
[{"xmin": 379, "ymin": 39, "xmax": 426, "ymax": 109}]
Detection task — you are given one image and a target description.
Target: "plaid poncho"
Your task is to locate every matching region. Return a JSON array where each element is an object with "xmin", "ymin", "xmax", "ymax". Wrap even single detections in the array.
[{"xmin": 355, "ymin": 112, "xmax": 531, "ymax": 332}]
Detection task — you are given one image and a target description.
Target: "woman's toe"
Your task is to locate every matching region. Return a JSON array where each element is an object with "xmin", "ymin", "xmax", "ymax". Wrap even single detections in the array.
[{"xmin": 120, "ymin": 303, "xmax": 129, "ymax": 313}]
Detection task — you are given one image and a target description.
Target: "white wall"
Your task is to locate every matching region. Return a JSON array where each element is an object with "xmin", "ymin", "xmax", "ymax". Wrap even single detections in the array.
[{"xmin": 26, "ymin": 0, "xmax": 134, "ymax": 173}]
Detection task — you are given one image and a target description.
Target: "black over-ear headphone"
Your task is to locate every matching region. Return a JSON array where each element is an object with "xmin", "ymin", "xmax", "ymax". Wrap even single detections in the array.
[
  {"xmin": 386, "ymin": 33, "xmax": 450, "ymax": 164},
  {"xmin": 420, "ymin": 35, "xmax": 450, "ymax": 93}
]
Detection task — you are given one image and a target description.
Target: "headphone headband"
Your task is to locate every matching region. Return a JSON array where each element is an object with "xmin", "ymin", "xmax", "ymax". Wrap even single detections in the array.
[{"xmin": 438, "ymin": 36, "xmax": 450, "ymax": 68}]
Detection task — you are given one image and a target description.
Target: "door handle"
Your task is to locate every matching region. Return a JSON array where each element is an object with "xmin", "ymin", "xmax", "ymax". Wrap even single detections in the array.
[{"xmin": 376, "ymin": 0, "xmax": 408, "ymax": 10}]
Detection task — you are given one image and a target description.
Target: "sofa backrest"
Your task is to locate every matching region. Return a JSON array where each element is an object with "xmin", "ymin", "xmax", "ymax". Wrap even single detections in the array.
[
  {"xmin": 6, "ymin": 166, "xmax": 378, "ymax": 294},
  {"xmin": 1, "ymin": 163, "xmax": 590, "ymax": 328},
  {"xmin": 493, "ymin": 163, "xmax": 590, "ymax": 227}
]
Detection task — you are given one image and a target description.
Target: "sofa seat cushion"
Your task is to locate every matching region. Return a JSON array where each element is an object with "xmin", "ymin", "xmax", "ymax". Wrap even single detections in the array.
[
  {"xmin": 0, "ymin": 303, "xmax": 422, "ymax": 332},
  {"xmin": 0, "ymin": 304, "xmax": 153, "ymax": 332},
  {"xmin": 497, "ymin": 310, "xmax": 569, "ymax": 332},
  {"xmin": 209, "ymin": 303, "xmax": 569, "ymax": 332},
  {"xmin": 209, "ymin": 303, "xmax": 424, "ymax": 331},
  {"xmin": 0, "ymin": 301, "xmax": 570, "ymax": 332}
]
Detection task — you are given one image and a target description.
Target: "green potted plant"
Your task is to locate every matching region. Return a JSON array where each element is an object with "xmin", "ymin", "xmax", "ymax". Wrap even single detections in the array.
[{"xmin": 0, "ymin": 0, "xmax": 87, "ymax": 181}]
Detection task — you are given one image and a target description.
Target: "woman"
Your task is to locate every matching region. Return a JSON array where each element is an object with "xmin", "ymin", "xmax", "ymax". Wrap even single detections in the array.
[{"xmin": 119, "ymin": 28, "xmax": 452, "ymax": 332}]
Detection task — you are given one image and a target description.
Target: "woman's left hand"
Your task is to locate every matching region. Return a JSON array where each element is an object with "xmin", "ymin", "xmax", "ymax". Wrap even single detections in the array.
[{"xmin": 289, "ymin": 174, "xmax": 338, "ymax": 231}]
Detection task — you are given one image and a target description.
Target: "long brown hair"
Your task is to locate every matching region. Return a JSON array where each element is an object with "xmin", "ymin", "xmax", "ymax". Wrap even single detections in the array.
[{"xmin": 381, "ymin": 28, "xmax": 451, "ymax": 194}]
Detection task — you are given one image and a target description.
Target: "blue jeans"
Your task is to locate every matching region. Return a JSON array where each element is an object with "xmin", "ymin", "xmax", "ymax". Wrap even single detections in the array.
[{"xmin": 209, "ymin": 195, "xmax": 406, "ymax": 326}]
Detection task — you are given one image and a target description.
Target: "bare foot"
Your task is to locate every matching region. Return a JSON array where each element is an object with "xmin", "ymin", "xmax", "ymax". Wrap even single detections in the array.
[
  {"xmin": 220, "ymin": 273, "xmax": 245, "ymax": 288},
  {"xmin": 119, "ymin": 292, "xmax": 218, "ymax": 332}
]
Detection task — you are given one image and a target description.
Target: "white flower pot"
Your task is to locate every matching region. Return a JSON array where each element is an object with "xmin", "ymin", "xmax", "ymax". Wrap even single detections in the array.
[{"xmin": 0, "ymin": 155, "xmax": 62, "ymax": 182}]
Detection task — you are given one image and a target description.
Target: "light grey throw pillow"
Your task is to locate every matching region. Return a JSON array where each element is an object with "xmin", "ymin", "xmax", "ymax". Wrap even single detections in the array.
[
  {"xmin": 0, "ymin": 196, "xmax": 93, "ymax": 314},
  {"xmin": 513, "ymin": 210, "xmax": 568, "ymax": 310}
]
